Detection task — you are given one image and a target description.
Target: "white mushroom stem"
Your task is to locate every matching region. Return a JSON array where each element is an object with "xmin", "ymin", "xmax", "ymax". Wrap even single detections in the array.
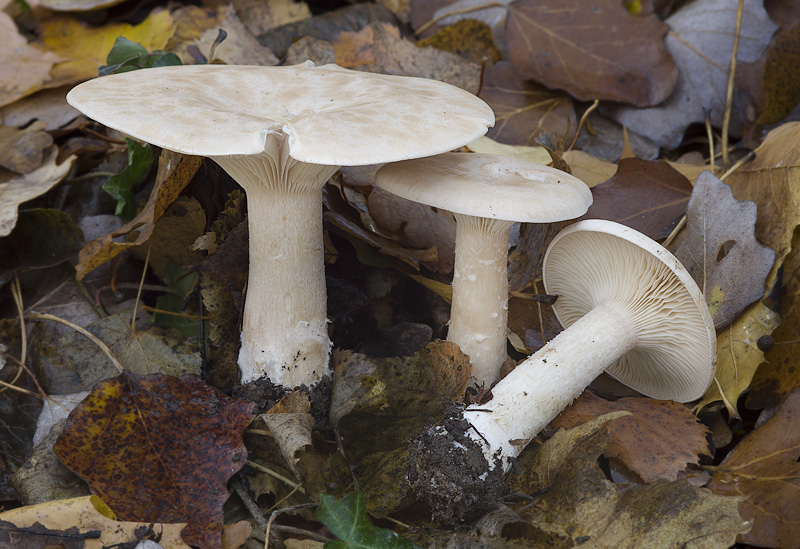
[
  {"xmin": 463, "ymin": 301, "xmax": 637, "ymax": 470},
  {"xmin": 214, "ymin": 141, "xmax": 339, "ymax": 387},
  {"xmin": 447, "ymin": 214, "xmax": 514, "ymax": 386}
]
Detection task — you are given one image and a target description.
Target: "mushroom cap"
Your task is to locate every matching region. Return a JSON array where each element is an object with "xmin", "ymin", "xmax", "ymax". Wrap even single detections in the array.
[
  {"xmin": 65, "ymin": 63, "xmax": 494, "ymax": 165},
  {"xmin": 543, "ymin": 219, "xmax": 716, "ymax": 402},
  {"xmin": 374, "ymin": 153, "xmax": 592, "ymax": 222}
]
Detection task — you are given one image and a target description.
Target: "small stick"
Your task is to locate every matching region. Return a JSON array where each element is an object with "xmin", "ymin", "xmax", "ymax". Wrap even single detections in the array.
[
  {"xmin": 415, "ymin": 2, "xmax": 505, "ymax": 36},
  {"xmin": 26, "ymin": 312, "xmax": 124, "ymax": 374},
  {"xmin": 567, "ymin": 100, "xmax": 600, "ymax": 152},
  {"xmin": 721, "ymin": 0, "xmax": 745, "ymax": 167},
  {"xmin": 246, "ymin": 460, "xmax": 306, "ymax": 494}
]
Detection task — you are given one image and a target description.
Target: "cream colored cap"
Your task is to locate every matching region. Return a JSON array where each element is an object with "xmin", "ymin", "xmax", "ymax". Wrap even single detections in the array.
[
  {"xmin": 544, "ymin": 219, "xmax": 717, "ymax": 402},
  {"xmin": 66, "ymin": 63, "xmax": 494, "ymax": 164},
  {"xmin": 375, "ymin": 153, "xmax": 592, "ymax": 222}
]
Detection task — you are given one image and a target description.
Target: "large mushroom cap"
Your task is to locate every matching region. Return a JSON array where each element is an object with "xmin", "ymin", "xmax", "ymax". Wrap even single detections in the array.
[
  {"xmin": 66, "ymin": 63, "xmax": 494, "ymax": 164},
  {"xmin": 375, "ymin": 153, "xmax": 592, "ymax": 222},
  {"xmin": 543, "ymin": 219, "xmax": 716, "ymax": 402}
]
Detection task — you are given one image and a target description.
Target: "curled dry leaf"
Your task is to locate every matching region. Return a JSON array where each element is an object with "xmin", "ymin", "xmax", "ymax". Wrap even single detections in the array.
[
  {"xmin": 506, "ymin": 0, "xmax": 677, "ymax": 107},
  {"xmin": 262, "ymin": 391, "xmax": 313, "ymax": 477},
  {"xmin": 608, "ymin": 0, "xmax": 778, "ymax": 149},
  {"xmin": 76, "ymin": 150, "xmax": 202, "ymax": 279},
  {"xmin": 195, "ymin": 5, "xmax": 278, "ymax": 65},
  {"xmin": 0, "ymin": 147, "xmax": 75, "ymax": 237}
]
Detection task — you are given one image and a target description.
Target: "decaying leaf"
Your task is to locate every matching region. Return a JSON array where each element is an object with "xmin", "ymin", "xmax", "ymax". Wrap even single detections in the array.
[
  {"xmin": 674, "ymin": 171, "xmax": 775, "ymax": 327},
  {"xmin": 39, "ymin": 9, "xmax": 176, "ymax": 87},
  {"xmin": 479, "ymin": 61, "xmax": 575, "ymax": 147},
  {"xmin": 506, "ymin": 0, "xmax": 677, "ymax": 107},
  {"xmin": 76, "ymin": 150, "xmax": 202, "ymax": 278},
  {"xmin": 466, "ymin": 136, "xmax": 552, "ymax": 166},
  {"xmin": 32, "ymin": 312, "xmax": 202, "ymax": 394},
  {"xmin": 262, "ymin": 391, "xmax": 313, "ymax": 477},
  {"xmin": 54, "ymin": 372, "xmax": 255, "ymax": 549},
  {"xmin": 330, "ymin": 341, "xmax": 472, "ymax": 516},
  {"xmin": 580, "ymin": 158, "xmax": 692, "ymax": 241},
  {"xmin": 708, "ymin": 389, "xmax": 800, "ymax": 549},
  {"xmin": 551, "ymin": 392, "xmax": 710, "ymax": 483},
  {"xmin": 757, "ymin": 21, "xmax": 800, "ymax": 125},
  {"xmin": 608, "ymin": 0, "xmax": 778, "ymax": 148},
  {"xmin": 507, "ymin": 413, "xmax": 748, "ymax": 548},
  {"xmin": 695, "ymin": 298, "xmax": 781, "ymax": 417},
  {"xmin": 0, "ymin": 147, "xmax": 75, "ymax": 237},
  {"xmin": 416, "ymin": 19, "xmax": 501, "ymax": 64},
  {"xmin": 0, "ymin": 9, "xmax": 61, "ymax": 107}
]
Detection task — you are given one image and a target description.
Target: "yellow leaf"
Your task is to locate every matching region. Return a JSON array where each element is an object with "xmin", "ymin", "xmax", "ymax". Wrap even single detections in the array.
[
  {"xmin": 694, "ymin": 299, "xmax": 780, "ymax": 417},
  {"xmin": 39, "ymin": 9, "xmax": 175, "ymax": 87}
]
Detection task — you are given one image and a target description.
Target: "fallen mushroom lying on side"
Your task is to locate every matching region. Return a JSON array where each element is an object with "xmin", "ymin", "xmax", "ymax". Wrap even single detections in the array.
[
  {"xmin": 66, "ymin": 63, "xmax": 494, "ymax": 389},
  {"xmin": 408, "ymin": 219, "xmax": 717, "ymax": 524},
  {"xmin": 375, "ymin": 153, "xmax": 592, "ymax": 386}
]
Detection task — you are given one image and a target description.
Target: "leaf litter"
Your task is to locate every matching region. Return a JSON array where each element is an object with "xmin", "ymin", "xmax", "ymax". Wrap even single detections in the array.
[{"xmin": 3, "ymin": 0, "xmax": 800, "ymax": 546}]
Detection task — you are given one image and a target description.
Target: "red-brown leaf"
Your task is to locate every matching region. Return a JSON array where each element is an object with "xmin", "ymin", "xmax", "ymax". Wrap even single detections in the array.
[
  {"xmin": 54, "ymin": 372, "xmax": 255, "ymax": 549},
  {"xmin": 506, "ymin": 0, "xmax": 677, "ymax": 107}
]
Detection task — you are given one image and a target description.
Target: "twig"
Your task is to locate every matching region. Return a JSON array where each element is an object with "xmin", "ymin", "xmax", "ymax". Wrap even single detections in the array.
[
  {"xmin": 567, "ymin": 100, "xmax": 600, "ymax": 152},
  {"xmin": 26, "ymin": 312, "xmax": 124, "ymax": 374},
  {"xmin": 132, "ymin": 240, "xmax": 153, "ymax": 334},
  {"xmin": 231, "ymin": 477, "xmax": 269, "ymax": 532},
  {"xmin": 264, "ymin": 501, "xmax": 316, "ymax": 548},
  {"xmin": 140, "ymin": 305, "xmax": 211, "ymax": 320},
  {"xmin": 246, "ymin": 460, "xmax": 306, "ymax": 494},
  {"xmin": 268, "ymin": 524, "xmax": 332, "ymax": 543},
  {"xmin": 661, "ymin": 215, "xmax": 686, "ymax": 249},
  {"xmin": 705, "ymin": 109, "xmax": 716, "ymax": 174},
  {"xmin": 721, "ymin": 0, "xmax": 745, "ymax": 167},
  {"xmin": 719, "ymin": 150, "xmax": 755, "ymax": 182},
  {"xmin": 11, "ymin": 274, "xmax": 27, "ymax": 365}
]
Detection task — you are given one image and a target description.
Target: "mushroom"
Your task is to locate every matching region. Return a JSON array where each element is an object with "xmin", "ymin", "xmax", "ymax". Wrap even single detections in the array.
[
  {"xmin": 375, "ymin": 153, "xmax": 592, "ymax": 386},
  {"xmin": 408, "ymin": 219, "xmax": 716, "ymax": 523},
  {"xmin": 66, "ymin": 63, "xmax": 494, "ymax": 388}
]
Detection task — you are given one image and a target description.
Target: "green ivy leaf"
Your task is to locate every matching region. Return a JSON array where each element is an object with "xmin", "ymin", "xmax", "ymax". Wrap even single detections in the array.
[
  {"xmin": 102, "ymin": 138, "xmax": 154, "ymax": 220},
  {"xmin": 153, "ymin": 263, "xmax": 201, "ymax": 338},
  {"xmin": 99, "ymin": 37, "xmax": 182, "ymax": 76},
  {"xmin": 316, "ymin": 488, "xmax": 417, "ymax": 549}
]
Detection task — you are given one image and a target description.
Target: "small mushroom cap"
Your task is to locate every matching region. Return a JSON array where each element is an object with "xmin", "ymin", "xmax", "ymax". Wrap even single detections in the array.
[
  {"xmin": 65, "ymin": 63, "xmax": 494, "ymax": 165},
  {"xmin": 374, "ymin": 153, "xmax": 592, "ymax": 222},
  {"xmin": 543, "ymin": 219, "xmax": 716, "ymax": 402}
]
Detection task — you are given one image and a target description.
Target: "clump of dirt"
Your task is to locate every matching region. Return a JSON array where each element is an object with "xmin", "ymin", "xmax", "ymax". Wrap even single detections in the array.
[{"xmin": 408, "ymin": 406, "xmax": 504, "ymax": 525}]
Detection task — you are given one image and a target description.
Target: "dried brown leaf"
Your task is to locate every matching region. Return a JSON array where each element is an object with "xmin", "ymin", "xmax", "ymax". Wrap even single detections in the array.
[{"xmin": 506, "ymin": 0, "xmax": 677, "ymax": 107}]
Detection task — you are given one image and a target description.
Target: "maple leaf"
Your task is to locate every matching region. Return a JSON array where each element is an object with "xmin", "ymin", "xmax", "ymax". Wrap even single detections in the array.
[{"xmin": 54, "ymin": 372, "xmax": 255, "ymax": 549}]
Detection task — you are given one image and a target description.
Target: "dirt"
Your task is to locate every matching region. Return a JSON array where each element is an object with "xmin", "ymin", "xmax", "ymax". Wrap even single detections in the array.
[{"xmin": 407, "ymin": 405, "xmax": 504, "ymax": 525}]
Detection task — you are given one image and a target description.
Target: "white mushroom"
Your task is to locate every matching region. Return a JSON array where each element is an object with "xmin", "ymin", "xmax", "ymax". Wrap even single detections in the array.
[
  {"xmin": 66, "ymin": 63, "xmax": 494, "ymax": 388},
  {"xmin": 375, "ymin": 153, "xmax": 592, "ymax": 386},
  {"xmin": 409, "ymin": 219, "xmax": 717, "ymax": 523}
]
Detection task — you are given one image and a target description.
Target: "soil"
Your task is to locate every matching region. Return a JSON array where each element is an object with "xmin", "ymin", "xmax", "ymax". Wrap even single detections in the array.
[{"xmin": 407, "ymin": 405, "xmax": 504, "ymax": 525}]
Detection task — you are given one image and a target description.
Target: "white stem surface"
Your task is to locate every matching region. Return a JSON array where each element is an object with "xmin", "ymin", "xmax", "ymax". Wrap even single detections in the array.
[
  {"xmin": 214, "ymin": 146, "xmax": 338, "ymax": 387},
  {"xmin": 447, "ymin": 215, "xmax": 514, "ymax": 386},
  {"xmin": 464, "ymin": 301, "xmax": 638, "ymax": 469}
]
